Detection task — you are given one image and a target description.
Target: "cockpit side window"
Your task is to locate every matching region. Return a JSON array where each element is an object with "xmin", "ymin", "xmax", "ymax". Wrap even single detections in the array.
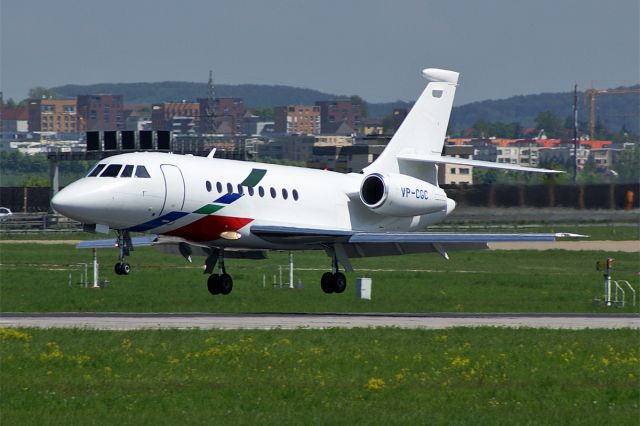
[
  {"xmin": 100, "ymin": 164, "xmax": 123, "ymax": 177},
  {"xmin": 135, "ymin": 165, "xmax": 151, "ymax": 178},
  {"xmin": 120, "ymin": 165, "xmax": 134, "ymax": 177},
  {"xmin": 88, "ymin": 164, "xmax": 106, "ymax": 177}
]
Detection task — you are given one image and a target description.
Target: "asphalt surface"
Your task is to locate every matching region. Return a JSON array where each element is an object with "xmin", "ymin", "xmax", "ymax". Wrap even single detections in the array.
[{"xmin": 1, "ymin": 313, "xmax": 638, "ymax": 330}]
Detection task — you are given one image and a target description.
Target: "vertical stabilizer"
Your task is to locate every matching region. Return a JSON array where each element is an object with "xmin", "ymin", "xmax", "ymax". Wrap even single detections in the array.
[{"xmin": 364, "ymin": 68, "xmax": 459, "ymax": 184}]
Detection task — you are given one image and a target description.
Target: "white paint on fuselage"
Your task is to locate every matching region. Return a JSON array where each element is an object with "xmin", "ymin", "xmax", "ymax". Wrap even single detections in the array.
[{"xmin": 53, "ymin": 152, "xmax": 450, "ymax": 248}]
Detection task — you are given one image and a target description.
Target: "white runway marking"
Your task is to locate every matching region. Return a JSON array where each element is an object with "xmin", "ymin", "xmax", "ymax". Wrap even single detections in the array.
[{"xmin": 1, "ymin": 313, "xmax": 638, "ymax": 330}]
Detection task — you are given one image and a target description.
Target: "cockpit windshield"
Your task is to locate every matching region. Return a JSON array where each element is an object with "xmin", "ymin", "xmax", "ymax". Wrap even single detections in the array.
[
  {"xmin": 100, "ymin": 164, "xmax": 123, "ymax": 177},
  {"xmin": 87, "ymin": 163, "xmax": 106, "ymax": 177}
]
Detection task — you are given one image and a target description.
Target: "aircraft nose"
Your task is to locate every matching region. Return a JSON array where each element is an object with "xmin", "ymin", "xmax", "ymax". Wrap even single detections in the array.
[
  {"xmin": 51, "ymin": 182, "xmax": 104, "ymax": 222},
  {"xmin": 51, "ymin": 187, "xmax": 80, "ymax": 218},
  {"xmin": 445, "ymin": 197, "xmax": 456, "ymax": 216}
]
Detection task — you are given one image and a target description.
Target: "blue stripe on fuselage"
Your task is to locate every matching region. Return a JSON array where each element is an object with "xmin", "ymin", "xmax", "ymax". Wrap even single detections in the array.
[
  {"xmin": 215, "ymin": 193, "xmax": 242, "ymax": 204},
  {"xmin": 127, "ymin": 211, "xmax": 189, "ymax": 232}
]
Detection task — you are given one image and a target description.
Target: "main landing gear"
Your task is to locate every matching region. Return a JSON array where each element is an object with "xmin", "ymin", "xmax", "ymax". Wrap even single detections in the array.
[
  {"xmin": 114, "ymin": 230, "xmax": 133, "ymax": 276},
  {"xmin": 320, "ymin": 252, "xmax": 347, "ymax": 294},
  {"xmin": 206, "ymin": 249, "xmax": 233, "ymax": 296}
]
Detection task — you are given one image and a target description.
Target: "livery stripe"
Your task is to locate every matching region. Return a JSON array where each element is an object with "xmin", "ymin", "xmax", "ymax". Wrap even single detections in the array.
[
  {"xmin": 128, "ymin": 211, "xmax": 189, "ymax": 232},
  {"xmin": 194, "ymin": 204, "xmax": 225, "ymax": 214},
  {"xmin": 241, "ymin": 168, "xmax": 267, "ymax": 187},
  {"xmin": 215, "ymin": 193, "xmax": 242, "ymax": 204}
]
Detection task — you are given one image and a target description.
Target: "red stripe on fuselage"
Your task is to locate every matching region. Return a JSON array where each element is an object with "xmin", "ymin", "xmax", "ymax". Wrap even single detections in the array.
[{"xmin": 164, "ymin": 215, "xmax": 254, "ymax": 242}]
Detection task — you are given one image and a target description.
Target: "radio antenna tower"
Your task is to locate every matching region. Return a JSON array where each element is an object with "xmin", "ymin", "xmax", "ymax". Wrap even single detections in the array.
[{"xmin": 205, "ymin": 70, "xmax": 217, "ymax": 134}]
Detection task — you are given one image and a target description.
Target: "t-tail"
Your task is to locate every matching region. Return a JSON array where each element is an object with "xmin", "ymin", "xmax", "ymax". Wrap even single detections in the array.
[
  {"xmin": 359, "ymin": 67, "xmax": 562, "ymax": 218},
  {"xmin": 363, "ymin": 68, "xmax": 459, "ymax": 185}
]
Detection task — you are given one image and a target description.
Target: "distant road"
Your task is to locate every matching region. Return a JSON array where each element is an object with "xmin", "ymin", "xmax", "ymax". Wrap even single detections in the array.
[{"xmin": 1, "ymin": 313, "xmax": 638, "ymax": 330}]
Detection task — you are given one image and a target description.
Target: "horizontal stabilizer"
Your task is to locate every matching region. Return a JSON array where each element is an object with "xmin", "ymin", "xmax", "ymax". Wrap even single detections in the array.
[{"xmin": 397, "ymin": 153, "xmax": 563, "ymax": 174}]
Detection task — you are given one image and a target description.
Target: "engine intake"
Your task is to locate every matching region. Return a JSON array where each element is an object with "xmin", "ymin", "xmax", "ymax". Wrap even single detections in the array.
[{"xmin": 359, "ymin": 172, "xmax": 447, "ymax": 217}]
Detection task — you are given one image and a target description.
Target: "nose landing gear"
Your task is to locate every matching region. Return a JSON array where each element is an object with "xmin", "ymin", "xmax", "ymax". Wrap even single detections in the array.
[{"xmin": 114, "ymin": 230, "xmax": 133, "ymax": 276}]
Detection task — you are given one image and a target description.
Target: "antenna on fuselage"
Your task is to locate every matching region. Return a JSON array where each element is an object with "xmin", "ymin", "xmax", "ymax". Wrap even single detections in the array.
[{"xmin": 207, "ymin": 148, "xmax": 217, "ymax": 158}]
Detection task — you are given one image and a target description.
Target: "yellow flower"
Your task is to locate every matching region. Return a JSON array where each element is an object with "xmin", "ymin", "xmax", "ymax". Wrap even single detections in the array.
[
  {"xmin": 0, "ymin": 328, "xmax": 31, "ymax": 342},
  {"xmin": 365, "ymin": 377, "xmax": 385, "ymax": 391},
  {"xmin": 121, "ymin": 339, "xmax": 132, "ymax": 350}
]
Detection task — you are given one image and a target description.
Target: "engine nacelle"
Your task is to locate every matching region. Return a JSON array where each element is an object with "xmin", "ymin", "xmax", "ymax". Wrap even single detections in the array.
[{"xmin": 359, "ymin": 172, "xmax": 447, "ymax": 217}]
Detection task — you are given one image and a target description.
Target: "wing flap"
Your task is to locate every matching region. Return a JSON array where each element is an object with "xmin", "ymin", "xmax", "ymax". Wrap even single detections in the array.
[{"xmin": 76, "ymin": 235, "xmax": 158, "ymax": 249}]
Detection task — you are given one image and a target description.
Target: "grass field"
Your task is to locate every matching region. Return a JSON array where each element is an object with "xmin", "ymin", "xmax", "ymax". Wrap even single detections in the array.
[
  {"xmin": 1, "ymin": 242, "xmax": 638, "ymax": 313},
  {"xmin": 1, "ymin": 327, "xmax": 637, "ymax": 425}
]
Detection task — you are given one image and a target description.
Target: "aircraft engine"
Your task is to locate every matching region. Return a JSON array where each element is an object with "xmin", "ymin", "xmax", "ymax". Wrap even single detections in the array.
[{"xmin": 359, "ymin": 172, "xmax": 448, "ymax": 217}]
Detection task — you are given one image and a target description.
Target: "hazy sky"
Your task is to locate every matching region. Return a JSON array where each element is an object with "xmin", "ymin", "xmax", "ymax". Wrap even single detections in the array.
[{"xmin": 1, "ymin": 0, "xmax": 638, "ymax": 105}]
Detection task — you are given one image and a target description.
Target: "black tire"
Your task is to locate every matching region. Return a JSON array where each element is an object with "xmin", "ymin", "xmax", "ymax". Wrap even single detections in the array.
[
  {"xmin": 321, "ymin": 272, "xmax": 334, "ymax": 293},
  {"xmin": 207, "ymin": 274, "xmax": 221, "ymax": 295},
  {"xmin": 219, "ymin": 273, "xmax": 233, "ymax": 295},
  {"xmin": 332, "ymin": 272, "xmax": 347, "ymax": 293},
  {"xmin": 121, "ymin": 263, "xmax": 131, "ymax": 275},
  {"xmin": 114, "ymin": 263, "xmax": 123, "ymax": 275}
]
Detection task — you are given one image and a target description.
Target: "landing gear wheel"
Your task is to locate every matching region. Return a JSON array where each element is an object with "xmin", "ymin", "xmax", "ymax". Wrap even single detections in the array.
[
  {"xmin": 120, "ymin": 263, "xmax": 131, "ymax": 275},
  {"xmin": 219, "ymin": 274, "xmax": 233, "ymax": 295},
  {"xmin": 207, "ymin": 274, "xmax": 221, "ymax": 295},
  {"xmin": 321, "ymin": 272, "xmax": 334, "ymax": 294},
  {"xmin": 332, "ymin": 272, "xmax": 347, "ymax": 293},
  {"xmin": 114, "ymin": 262, "xmax": 131, "ymax": 275}
]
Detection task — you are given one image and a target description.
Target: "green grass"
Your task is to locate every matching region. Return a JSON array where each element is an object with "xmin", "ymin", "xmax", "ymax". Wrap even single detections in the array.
[
  {"xmin": 1, "ymin": 243, "xmax": 638, "ymax": 313},
  {"xmin": 1, "ymin": 327, "xmax": 637, "ymax": 425}
]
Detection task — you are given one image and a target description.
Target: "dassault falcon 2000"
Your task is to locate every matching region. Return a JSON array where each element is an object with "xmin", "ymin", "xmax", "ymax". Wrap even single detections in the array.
[{"xmin": 51, "ymin": 68, "xmax": 578, "ymax": 296}]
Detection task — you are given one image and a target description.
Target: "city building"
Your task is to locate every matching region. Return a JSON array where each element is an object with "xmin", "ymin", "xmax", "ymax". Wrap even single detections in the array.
[
  {"xmin": 151, "ymin": 101, "xmax": 200, "ymax": 131},
  {"xmin": 274, "ymin": 105, "xmax": 320, "ymax": 135},
  {"xmin": 439, "ymin": 145, "xmax": 473, "ymax": 185},
  {"xmin": 316, "ymin": 100, "xmax": 362, "ymax": 134},
  {"xmin": 361, "ymin": 118, "xmax": 384, "ymax": 136},
  {"xmin": 198, "ymin": 97, "xmax": 247, "ymax": 134},
  {"xmin": 1, "ymin": 108, "xmax": 28, "ymax": 133},
  {"xmin": 77, "ymin": 95, "xmax": 124, "ymax": 131},
  {"xmin": 28, "ymin": 98, "xmax": 79, "ymax": 133}
]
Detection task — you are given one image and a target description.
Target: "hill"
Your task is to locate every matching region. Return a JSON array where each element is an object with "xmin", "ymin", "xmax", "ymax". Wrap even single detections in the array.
[{"xmin": 51, "ymin": 82, "xmax": 638, "ymax": 132}]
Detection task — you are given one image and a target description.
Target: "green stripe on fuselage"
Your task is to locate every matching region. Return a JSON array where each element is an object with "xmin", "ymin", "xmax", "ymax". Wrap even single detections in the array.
[
  {"xmin": 195, "ymin": 204, "xmax": 225, "ymax": 214},
  {"xmin": 241, "ymin": 168, "xmax": 267, "ymax": 187}
]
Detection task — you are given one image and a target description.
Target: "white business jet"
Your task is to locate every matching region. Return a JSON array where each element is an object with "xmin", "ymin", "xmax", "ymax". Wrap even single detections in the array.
[{"xmin": 51, "ymin": 68, "xmax": 574, "ymax": 296}]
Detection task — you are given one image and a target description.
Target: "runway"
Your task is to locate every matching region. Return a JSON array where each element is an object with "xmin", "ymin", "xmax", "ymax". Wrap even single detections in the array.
[{"xmin": 1, "ymin": 313, "xmax": 638, "ymax": 330}]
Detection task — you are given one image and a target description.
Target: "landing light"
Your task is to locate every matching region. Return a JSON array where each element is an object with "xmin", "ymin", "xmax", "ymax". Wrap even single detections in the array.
[{"xmin": 220, "ymin": 231, "xmax": 242, "ymax": 240}]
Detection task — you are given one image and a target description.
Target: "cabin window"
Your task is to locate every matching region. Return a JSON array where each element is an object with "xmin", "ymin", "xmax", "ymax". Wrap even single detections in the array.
[
  {"xmin": 216, "ymin": 182, "xmax": 222, "ymax": 193},
  {"xmin": 248, "ymin": 187, "xmax": 255, "ymax": 196},
  {"xmin": 258, "ymin": 186, "xmax": 265, "ymax": 197},
  {"xmin": 292, "ymin": 189, "xmax": 299, "ymax": 201},
  {"xmin": 88, "ymin": 164, "xmax": 106, "ymax": 177},
  {"xmin": 282, "ymin": 189, "xmax": 288, "ymax": 200},
  {"xmin": 226, "ymin": 183, "xmax": 233, "ymax": 194},
  {"xmin": 135, "ymin": 166, "xmax": 151, "ymax": 178},
  {"xmin": 206, "ymin": 181, "xmax": 212, "ymax": 192},
  {"xmin": 100, "ymin": 164, "xmax": 123, "ymax": 177},
  {"xmin": 270, "ymin": 187, "xmax": 276, "ymax": 199},
  {"xmin": 120, "ymin": 165, "xmax": 134, "ymax": 177},
  {"xmin": 237, "ymin": 184, "xmax": 244, "ymax": 195}
]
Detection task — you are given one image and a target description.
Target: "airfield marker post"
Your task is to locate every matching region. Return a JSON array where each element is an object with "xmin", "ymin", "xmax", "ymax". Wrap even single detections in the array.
[
  {"xmin": 603, "ymin": 258, "xmax": 613, "ymax": 307},
  {"xmin": 288, "ymin": 251, "xmax": 294, "ymax": 289},
  {"xmin": 92, "ymin": 248, "xmax": 100, "ymax": 289}
]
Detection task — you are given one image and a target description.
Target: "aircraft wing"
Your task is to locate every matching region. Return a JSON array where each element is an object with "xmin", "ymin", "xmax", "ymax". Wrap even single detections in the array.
[
  {"xmin": 76, "ymin": 235, "xmax": 158, "ymax": 249},
  {"xmin": 251, "ymin": 225, "xmax": 583, "ymax": 258}
]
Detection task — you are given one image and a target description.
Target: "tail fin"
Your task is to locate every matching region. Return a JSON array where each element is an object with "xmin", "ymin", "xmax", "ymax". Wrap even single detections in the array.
[{"xmin": 364, "ymin": 68, "xmax": 459, "ymax": 184}]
